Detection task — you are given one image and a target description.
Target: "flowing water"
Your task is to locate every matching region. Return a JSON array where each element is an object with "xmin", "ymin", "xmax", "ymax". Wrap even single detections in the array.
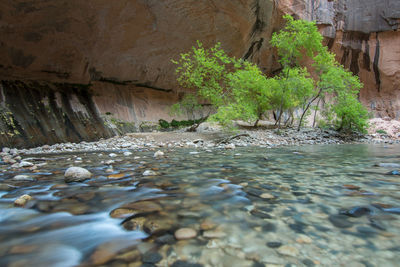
[{"xmin": 0, "ymin": 144, "xmax": 399, "ymax": 266}]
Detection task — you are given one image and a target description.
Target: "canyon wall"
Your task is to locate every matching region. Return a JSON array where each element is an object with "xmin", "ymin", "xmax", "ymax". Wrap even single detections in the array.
[{"xmin": 0, "ymin": 0, "xmax": 399, "ymax": 147}]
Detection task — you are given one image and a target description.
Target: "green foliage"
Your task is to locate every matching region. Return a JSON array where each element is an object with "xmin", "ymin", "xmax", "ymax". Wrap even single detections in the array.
[
  {"xmin": 376, "ymin": 129, "xmax": 387, "ymax": 135},
  {"xmin": 171, "ymin": 15, "xmax": 369, "ymax": 133}
]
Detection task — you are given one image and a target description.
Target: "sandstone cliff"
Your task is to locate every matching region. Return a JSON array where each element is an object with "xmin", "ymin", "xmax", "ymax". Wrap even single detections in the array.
[{"xmin": 0, "ymin": 0, "xmax": 398, "ymax": 147}]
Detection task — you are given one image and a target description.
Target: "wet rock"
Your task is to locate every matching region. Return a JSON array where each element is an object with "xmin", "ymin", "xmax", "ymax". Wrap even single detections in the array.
[
  {"xmin": 296, "ymin": 234, "xmax": 312, "ymax": 244},
  {"xmin": 340, "ymin": 206, "xmax": 373, "ymax": 217},
  {"xmin": 171, "ymin": 260, "xmax": 204, "ymax": 267},
  {"xmin": 122, "ymin": 216, "xmax": 147, "ymax": 231},
  {"xmin": 343, "ymin": 184, "xmax": 361, "ymax": 190},
  {"xmin": 250, "ymin": 210, "xmax": 272, "ymax": 219},
  {"xmin": 386, "ymin": 170, "xmax": 400, "ymax": 175},
  {"xmin": 266, "ymin": 242, "xmax": 282, "ymax": 248},
  {"xmin": 18, "ymin": 161, "xmax": 34, "ymax": 168},
  {"xmin": 302, "ymin": 259, "xmax": 316, "ymax": 267},
  {"xmin": 14, "ymin": 194, "xmax": 33, "ymax": 207},
  {"xmin": 174, "ymin": 228, "xmax": 197, "ymax": 240},
  {"xmin": 260, "ymin": 193, "xmax": 275, "ymax": 199},
  {"xmin": 154, "ymin": 150, "xmax": 164, "ymax": 158},
  {"xmin": 143, "ymin": 170, "xmax": 157, "ymax": 176},
  {"xmin": 203, "ymin": 229, "xmax": 227, "ymax": 239},
  {"xmin": 142, "ymin": 251, "xmax": 162, "ymax": 264},
  {"xmin": 109, "ymin": 153, "xmax": 118, "ymax": 157},
  {"xmin": 200, "ymin": 219, "xmax": 217, "ymax": 231},
  {"xmin": 155, "ymin": 234, "xmax": 176, "ymax": 244},
  {"xmin": 12, "ymin": 175, "xmax": 36, "ymax": 181},
  {"xmin": 328, "ymin": 214, "xmax": 353, "ymax": 228},
  {"xmin": 123, "ymin": 201, "xmax": 162, "ymax": 213},
  {"xmin": 277, "ymin": 245, "xmax": 299, "ymax": 257},
  {"xmin": 64, "ymin": 167, "xmax": 92, "ymax": 182},
  {"xmin": 123, "ymin": 151, "xmax": 133, "ymax": 156},
  {"xmin": 356, "ymin": 226, "xmax": 378, "ymax": 237},
  {"xmin": 225, "ymin": 144, "xmax": 235, "ymax": 149}
]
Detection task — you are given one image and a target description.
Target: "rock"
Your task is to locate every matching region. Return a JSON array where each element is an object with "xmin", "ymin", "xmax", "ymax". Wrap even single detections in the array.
[
  {"xmin": 122, "ymin": 216, "xmax": 147, "ymax": 231},
  {"xmin": 328, "ymin": 214, "xmax": 353, "ymax": 228},
  {"xmin": 260, "ymin": 193, "xmax": 275, "ymax": 199},
  {"xmin": 123, "ymin": 151, "xmax": 133, "ymax": 156},
  {"xmin": 12, "ymin": 175, "xmax": 36, "ymax": 181},
  {"xmin": 386, "ymin": 170, "xmax": 400, "ymax": 175},
  {"xmin": 143, "ymin": 170, "xmax": 157, "ymax": 176},
  {"xmin": 64, "ymin": 167, "xmax": 92, "ymax": 183},
  {"xmin": 109, "ymin": 153, "xmax": 118, "ymax": 157},
  {"xmin": 174, "ymin": 228, "xmax": 197, "ymax": 240},
  {"xmin": 171, "ymin": 261, "xmax": 204, "ymax": 267},
  {"xmin": 225, "ymin": 144, "xmax": 235, "ymax": 149},
  {"xmin": 19, "ymin": 161, "xmax": 34, "ymax": 168},
  {"xmin": 340, "ymin": 206, "xmax": 373, "ymax": 217},
  {"xmin": 203, "ymin": 229, "xmax": 227, "ymax": 239},
  {"xmin": 14, "ymin": 194, "xmax": 33, "ymax": 206},
  {"xmin": 302, "ymin": 259, "xmax": 316, "ymax": 267},
  {"xmin": 277, "ymin": 245, "xmax": 299, "ymax": 257},
  {"xmin": 266, "ymin": 242, "xmax": 282, "ymax": 248},
  {"xmin": 155, "ymin": 234, "xmax": 176, "ymax": 244},
  {"xmin": 250, "ymin": 210, "xmax": 272, "ymax": 219},
  {"xmin": 296, "ymin": 234, "xmax": 312, "ymax": 244},
  {"xmin": 2, "ymin": 147, "xmax": 10, "ymax": 153},
  {"xmin": 154, "ymin": 150, "xmax": 164, "ymax": 158},
  {"xmin": 343, "ymin": 184, "xmax": 361, "ymax": 190},
  {"xmin": 200, "ymin": 219, "xmax": 217, "ymax": 231},
  {"xmin": 142, "ymin": 251, "xmax": 162, "ymax": 264}
]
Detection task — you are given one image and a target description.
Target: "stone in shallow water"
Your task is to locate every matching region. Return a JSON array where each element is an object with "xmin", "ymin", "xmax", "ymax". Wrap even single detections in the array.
[
  {"xmin": 302, "ymin": 258, "xmax": 316, "ymax": 266},
  {"xmin": 64, "ymin": 167, "xmax": 92, "ymax": 182},
  {"xmin": 266, "ymin": 242, "xmax": 282, "ymax": 248},
  {"xmin": 143, "ymin": 170, "xmax": 157, "ymax": 176},
  {"xmin": 203, "ymin": 229, "xmax": 227, "ymax": 239},
  {"xmin": 340, "ymin": 206, "xmax": 373, "ymax": 217},
  {"xmin": 156, "ymin": 234, "xmax": 176, "ymax": 244},
  {"xmin": 328, "ymin": 214, "xmax": 353, "ymax": 228},
  {"xmin": 142, "ymin": 251, "xmax": 162, "ymax": 263},
  {"xmin": 296, "ymin": 234, "xmax": 312, "ymax": 244},
  {"xmin": 174, "ymin": 228, "xmax": 197, "ymax": 240},
  {"xmin": 261, "ymin": 222, "xmax": 276, "ymax": 232},
  {"xmin": 250, "ymin": 210, "xmax": 272, "ymax": 219},
  {"xmin": 12, "ymin": 175, "xmax": 36, "ymax": 181},
  {"xmin": 386, "ymin": 170, "xmax": 400, "ymax": 175},
  {"xmin": 14, "ymin": 194, "xmax": 32, "ymax": 207},
  {"xmin": 277, "ymin": 245, "xmax": 299, "ymax": 257}
]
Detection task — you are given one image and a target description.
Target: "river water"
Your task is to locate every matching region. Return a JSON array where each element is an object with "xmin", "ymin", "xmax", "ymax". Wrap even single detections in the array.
[{"xmin": 0, "ymin": 144, "xmax": 399, "ymax": 266}]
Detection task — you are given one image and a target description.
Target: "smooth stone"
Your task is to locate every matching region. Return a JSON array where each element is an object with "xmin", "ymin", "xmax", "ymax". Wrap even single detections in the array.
[
  {"xmin": 296, "ymin": 234, "xmax": 312, "ymax": 244},
  {"xmin": 203, "ymin": 229, "xmax": 227, "ymax": 239},
  {"xmin": 266, "ymin": 242, "xmax": 282, "ymax": 248},
  {"xmin": 174, "ymin": 228, "xmax": 197, "ymax": 240},
  {"xmin": 142, "ymin": 251, "xmax": 162, "ymax": 264},
  {"xmin": 200, "ymin": 219, "xmax": 217, "ymax": 230},
  {"xmin": 386, "ymin": 170, "xmax": 400, "ymax": 175},
  {"xmin": 356, "ymin": 226, "xmax": 378, "ymax": 236},
  {"xmin": 109, "ymin": 153, "xmax": 118, "ymax": 157},
  {"xmin": 143, "ymin": 170, "xmax": 157, "ymax": 176},
  {"xmin": 123, "ymin": 151, "xmax": 133, "ymax": 156},
  {"xmin": 19, "ymin": 161, "xmax": 34, "ymax": 168},
  {"xmin": 251, "ymin": 210, "xmax": 272, "ymax": 219},
  {"xmin": 225, "ymin": 144, "xmax": 236, "ymax": 149},
  {"xmin": 154, "ymin": 151, "xmax": 164, "ymax": 158},
  {"xmin": 340, "ymin": 206, "xmax": 372, "ymax": 217},
  {"xmin": 302, "ymin": 259, "xmax": 316, "ymax": 267},
  {"xmin": 376, "ymin": 163, "xmax": 400, "ymax": 168},
  {"xmin": 260, "ymin": 193, "xmax": 275, "ymax": 199},
  {"xmin": 12, "ymin": 175, "xmax": 36, "ymax": 181},
  {"xmin": 277, "ymin": 245, "xmax": 299, "ymax": 257},
  {"xmin": 328, "ymin": 214, "xmax": 353, "ymax": 228},
  {"xmin": 64, "ymin": 167, "xmax": 92, "ymax": 182},
  {"xmin": 155, "ymin": 234, "xmax": 176, "ymax": 244},
  {"xmin": 261, "ymin": 222, "xmax": 276, "ymax": 232},
  {"xmin": 14, "ymin": 194, "xmax": 32, "ymax": 207},
  {"xmin": 122, "ymin": 217, "xmax": 147, "ymax": 231}
]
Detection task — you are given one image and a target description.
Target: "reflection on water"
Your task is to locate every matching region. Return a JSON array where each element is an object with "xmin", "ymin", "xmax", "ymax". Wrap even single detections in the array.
[{"xmin": 0, "ymin": 144, "xmax": 399, "ymax": 266}]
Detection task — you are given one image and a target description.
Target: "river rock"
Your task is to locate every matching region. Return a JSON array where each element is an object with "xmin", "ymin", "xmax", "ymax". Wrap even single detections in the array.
[
  {"xmin": 225, "ymin": 144, "xmax": 236, "ymax": 149},
  {"xmin": 14, "ymin": 194, "xmax": 33, "ymax": 206},
  {"xmin": 260, "ymin": 193, "xmax": 275, "ymax": 199},
  {"xmin": 123, "ymin": 151, "xmax": 133, "ymax": 156},
  {"xmin": 376, "ymin": 163, "xmax": 400, "ymax": 168},
  {"xmin": 277, "ymin": 245, "xmax": 299, "ymax": 257},
  {"xmin": 296, "ymin": 234, "xmax": 312, "ymax": 244},
  {"xmin": 64, "ymin": 167, "xmax": 92, "ymax": 182},
  {"xmin": 109, "ymin": 153, "xmax": 118, "ymax": 157},
  {"xmin": 328, "ymin": 214, "xmax": 353, "ymax": 228},
  {"xmin": 203, "ymin": 229, "xmax": 227, "ymax": 239},
  {"xmin": 154, "ymin": 150, "xmax": 164, "ymax": 158},
  {"xmin": 143, "ymin": 170, "xmax": 157, "ymax": 176},
  {"xmin": 12, "ymin": 175, "xmax": 36, "ymax": 181},
  {"xmin": 142, "ymin": 251, "xmax": 162, "ymax": 264},
  {"xmin": 19, "ymin": 161, "xmax": 34, "ymax": 168},
  {"xmin": 174, "ymin": 228, "xmax": 197, "ymax": 240},
  {"xmin": 266, "ymin": 242, "xmax": 282, "ymax": 248}
]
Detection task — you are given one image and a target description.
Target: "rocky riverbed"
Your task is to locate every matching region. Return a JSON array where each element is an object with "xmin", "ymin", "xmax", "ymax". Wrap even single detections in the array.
[{"xmin": 0, "ymin": 128, "xmax": 399, "ymax": 267}]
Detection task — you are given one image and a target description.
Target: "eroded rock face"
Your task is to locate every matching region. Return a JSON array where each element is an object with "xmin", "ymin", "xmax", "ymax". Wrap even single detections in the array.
[{"xmin": 0, "ymin": 0, "xmax": 398, "ymax": 146}]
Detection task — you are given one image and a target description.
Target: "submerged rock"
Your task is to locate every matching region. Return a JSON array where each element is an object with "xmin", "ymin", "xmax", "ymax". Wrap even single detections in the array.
[
  {"xmin": 328, "ymin": 214, "xmax": 353, "ymax": 228},
  {"xmin": 277, "ymin": 245, "xmax": 299, "ymax": 257},
  {"xmin": 143, "ymin": 170, "xmax": 157, "ymax": 176},
  {"xmin": 64, "ymin": 167, "xmax": 92, "ymax": 182},
  {"xmin": 14, "ymin": 194, "xmax": 33, "ymax": 207},
  {"xmin": 340, "ymin": 206, "xmax": 374, "ymax": 217},
  {"xmin": 154, "ymin": 150, "xmax": 164, "ymax": 158},
  {"xmin": 12, "ymin": 175, "xmax": 36, "ymax": 181},
  {"xmin": 174, "ymin": 228, "xmax": 197, "ymax": 240}
]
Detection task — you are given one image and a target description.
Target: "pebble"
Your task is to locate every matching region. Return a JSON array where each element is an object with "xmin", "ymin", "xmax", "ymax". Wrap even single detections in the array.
[
  {"xmin": 266, "ymin": 242, "xmax": 282, "ymax": 248},
  {"xmin": 154, "ymin": 150, "xmax": 164, "ymax": 158},
  {"xmin": 123, "ymin": 151, "xmax": 133, "ymax": 156},
  {"xmin": 203, "ymin": 229, "xmax": 227, "ymax": 239},
  {"xmin": 142, "ymin": 251, "xmax": 162, "ymax": 264},
  {"xmin": 18, "ymin": 161, "xmax": 34, "ymax": 168},
  {"xmin": 109, "ymin": 153, "xmax": 117, "ymax": 157},
  {"xmin": 174, "ymin": 228, "xmax": 197, "ymax": 240},
  {"xmin": 12, "ymin": 175, "xmax": 36, "ymax": 181},
  {"xmin": 328, "ymin": 214, "xmax": 353, "ymax": 228},
  {"xmin": 296, "ymin": 234, "xmax": 312, "ymax": 244},
  {"xmin": 64, "ymin": 167, "xmax": 92, "ymax": 182},
  {"xmin": 143, "ymin": 170, "xmax": 157, "ymax": 176},
  {"xmin": 225, "ymin": 144, "xmax": 236, "ymax": 149},
  {"xmin": 277, "ymin": 245, "xmax": 299, "ymax": 257},
  {"xmin": 260, "ymin": 193, "xmax": 275, "ymax": 199},
  {"xmin": 14, "ymin": 194, "xmax": 33, "ymax": 206}
]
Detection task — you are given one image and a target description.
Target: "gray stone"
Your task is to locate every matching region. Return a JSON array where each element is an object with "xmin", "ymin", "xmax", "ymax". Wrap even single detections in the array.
[{"xmin": 64, "ymin": 167, "xmax": 92, "ymax": 182}]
